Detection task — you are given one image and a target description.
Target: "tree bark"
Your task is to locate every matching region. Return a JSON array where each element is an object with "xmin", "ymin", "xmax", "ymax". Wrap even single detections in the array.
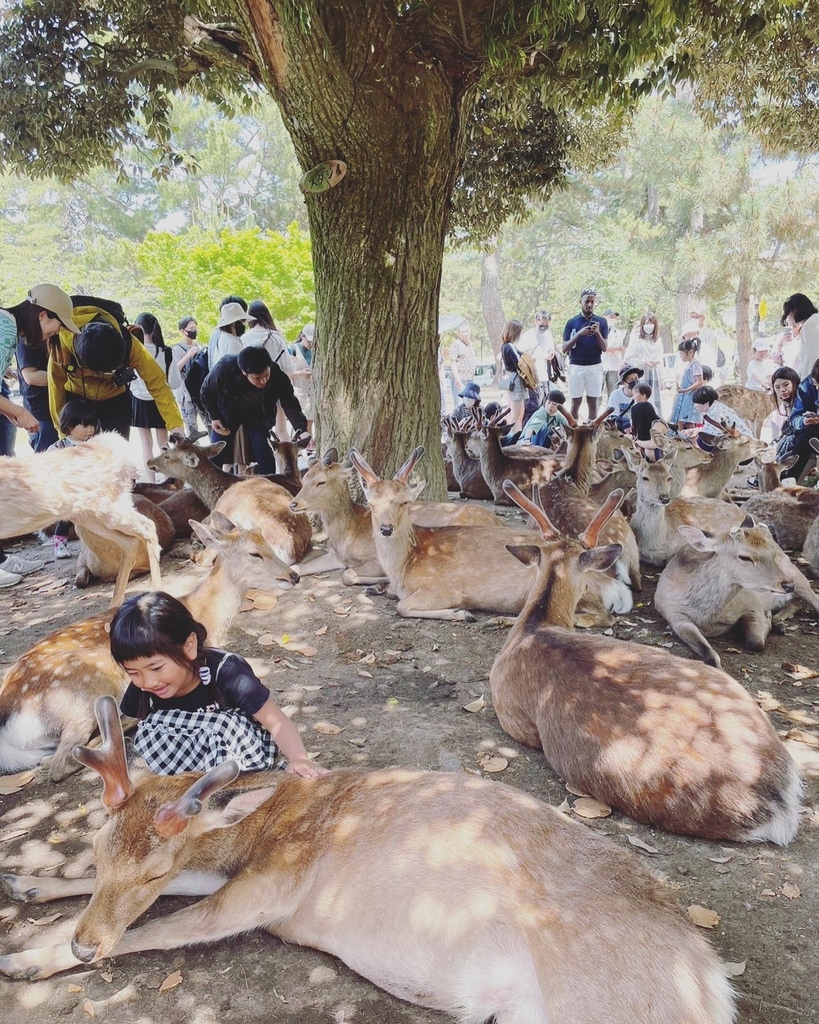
[
  {"xmin": 735, "ymin": 277, "xmax": 752, "ymax": 383},
  {"xmin": 237, "ymin": 2, "xmax": 477, "ymax": 496},
  {"xmin": 480, "ymin": 241, "xmax": 505, "ymax": 368}
]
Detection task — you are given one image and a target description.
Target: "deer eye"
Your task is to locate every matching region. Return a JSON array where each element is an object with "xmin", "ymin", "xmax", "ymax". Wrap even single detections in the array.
[
  {"xmin": 738, "ymin": 555, "xmax": 753, "ymax": 563},
  {"xmin": 249, "ymin": 552, "xmax": 264, "ymax": 559},
  {"xmin": 315, "ymin": 480, "xmax": 325, "ymax": 487}
]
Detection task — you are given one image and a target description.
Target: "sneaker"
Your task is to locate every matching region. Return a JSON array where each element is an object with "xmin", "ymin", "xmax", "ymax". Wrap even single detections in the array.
[
  {"xmin": 0, "ymin": 567, "xmax": 21, "ymax": 588},
  {"xmin": 1, "ymin": 553, "xmax": 45, "ymax": 575},
  {"xmin": 54, "ymin": 537, "xmax": 72, "ymax": 559}
]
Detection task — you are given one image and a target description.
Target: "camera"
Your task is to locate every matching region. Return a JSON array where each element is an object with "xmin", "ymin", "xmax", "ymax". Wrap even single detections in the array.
[{"xmin": 111, "ymin": 365, "xmax": 137, "ymax": 387}]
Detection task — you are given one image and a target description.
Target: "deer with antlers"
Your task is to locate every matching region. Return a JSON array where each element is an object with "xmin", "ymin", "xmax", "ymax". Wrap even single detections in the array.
[
  {"xmin": 442, "ymin": 416, "xmax": 494, "ymax": 499},
  {"xmin": 0, "ymin": 514, "xmax": 298, "ymax": 781},
  {"xmin": 489, "ymin": 481, "xmax": 802, "ymax": 845},
  {"xmin": 0, "ymin": 696, "xmax": 736, "ymax": 1024},
  {"xmin": 680, "ymin": 417, "xmax": 767, "ymax": 498},
  {"xmin": 348, "ymin": 447, "xmax": 626, "ymax": 625},
  {"xmin": 469, "ymin": 408, "xmax": 561, "ymax": 504}
]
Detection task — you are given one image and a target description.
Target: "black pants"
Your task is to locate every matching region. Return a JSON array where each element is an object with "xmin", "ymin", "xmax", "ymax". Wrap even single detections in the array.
[
  {"xmin": 789, "ymin": 424, "xmax": 819, "ymax": 482},
  {"xmin": 74, "ymin": 389, "xmax": 131, "ymax": 438}
]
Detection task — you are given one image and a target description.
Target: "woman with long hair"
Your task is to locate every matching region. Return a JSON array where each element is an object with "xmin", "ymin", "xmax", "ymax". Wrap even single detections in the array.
[
  {"xmin": 781, "ymin": 292, "xmax": 819, "ymax": 379},
  {"xmin": 132, "ymin": 312, "xmax": 182, "ymax": 481},
  {"xmin": 500, "ymin": 319, "xmax": 527, "ymax": 431},
  {"xmin": 624, "ymin": 311, "xmax": 663, "ymax": 398}
]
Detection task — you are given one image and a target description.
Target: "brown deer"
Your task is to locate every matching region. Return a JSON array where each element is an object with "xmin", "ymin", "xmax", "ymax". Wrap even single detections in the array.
[
  {"xmin": 0, "ymin": 432, "xmax": 161, "ymax": 607},
  {"xmin": 536, "ymin": 406, "xmax": 641, "ymax": 602},
  {"xmin": 680, "ymin": 420, "xmax": 767, "ymax": 498},
  {"xmin": 442, "ymin": 416, "xmax": 493, "ymax": 499},
  {"xmin": 0, "ymin": 696, "xmax": 736, "ymax": 1024},
  {"xmin": 210, "ymin": 477, "xmax": 312, "ymax": 566},
  {"xmin": 290, "ymin": 448, "xmax": 501, "ymax": 583},
  {"xmin": 654, "ymin": 519, "xmax": 819, "ymax": 667},
  {"xmin": 0, "ymin": 514, "xmax": 298, "ymax": 782},
  {"xmin": 742, "ymin": 484, "xmax": 819, "ymax": 551},
  {"xmin": 625, "ymin": 451, "xmax": 747, "ymax": 566},
  {"xmin": 490, "ymin": 483, "xmax": 802, "ymax": 845},
  {"xmin": 753, "ymin": 447, "xmax": 799, "ymax": 493},
  {"xmin": 716, "ymin": 384, "xmax": 771, "ymax": 436},
  {"xmin": 470, "ymin": 410, "xmax": 561, "ymax": 504}
]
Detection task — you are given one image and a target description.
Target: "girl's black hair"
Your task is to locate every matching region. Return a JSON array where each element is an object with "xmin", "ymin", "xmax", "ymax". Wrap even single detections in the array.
[
  {"xmin": 678, "ymin": 338, "xmax": 699, "ymax": 353},
  {"xmin": 545, "ymin": 389, "xmax": 566, "ymax": 404},
  {"xmin": 110, "ymin": 591, "xmax": 207, "ymax": 670},
  {"xmin": 635, "ymin": 382, "xmax": 653, "ymax": 398},
  {"xmin": 781, "ymin": 293, "xmax": 818, "ymax": 327},
  {"xmin": 700, "ymin": 365, "xmax": 713, "ymax": 382},
  {"xmin": 135, "ymin": 312, "xmax": 167, "ymax": 351},
  {"xmin": 4, "ymin": 300, "xmax": 46, "ymax": 348},
  {"xmin": 692, "ymin": 385, "xmax": 718, "ymax": 405},
  {"xmin": 248, "ymin": 300, "xmax": 277, "ymax": 332},
  {"xmin": 770, "ymin": 366, "xmax": 801, "ymax": 413},
  {"xmin": 58, "ymin": 399, "xmax": 98, "ymax": 434}
]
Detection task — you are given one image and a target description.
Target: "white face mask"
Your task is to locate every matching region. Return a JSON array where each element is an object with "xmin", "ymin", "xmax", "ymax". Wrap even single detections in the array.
[
  {"xmin": 464, "ymin": 397, "xmax": 476, "ymax": 408},
  {"xmin": 643, "ymin": 323, "xmax": 655, "ymax": 335}
]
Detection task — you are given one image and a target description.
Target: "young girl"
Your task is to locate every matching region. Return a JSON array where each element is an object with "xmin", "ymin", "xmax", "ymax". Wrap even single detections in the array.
[
  {"xmin": 48, "ymin": 399, "xmax": 100, "ymax": 558},
  {"xmin": 111, "ymin": 591, "xmax": 329, "ymax": 777},
  {"xmin": 131, "ymin": 313, "xmax": 182, "ymax": 482},
  {"xmin": 669, "ymin": 339, "xmax": 703, "ymax": 431},
  {"xmin": 762, "ymin": 367, "xmax": 801, "ymax": 449}
]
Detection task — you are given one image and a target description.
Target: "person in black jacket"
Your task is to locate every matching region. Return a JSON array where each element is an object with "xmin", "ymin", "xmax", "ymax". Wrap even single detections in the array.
[{"xmin": 200, "ymin": 346, "xmax": 309, "ymax": 472}]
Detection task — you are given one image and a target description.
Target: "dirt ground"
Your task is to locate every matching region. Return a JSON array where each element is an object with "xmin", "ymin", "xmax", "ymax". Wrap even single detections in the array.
[{"xmin": 0, "ymin": 499, "xmax": 817, "ymax": 1024}]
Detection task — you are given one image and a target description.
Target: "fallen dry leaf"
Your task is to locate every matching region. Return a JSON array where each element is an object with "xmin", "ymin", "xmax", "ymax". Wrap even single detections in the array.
[
  {"xmin": 565, "ymin": 783, "xmax": 590, "ymax": 797},
  {"xmin": 463, "ymin": 696, "xmax": 485, "ymax": 713},
  {"xmin": 239, "ymin": 598, "xmax": 255, "ymax": 613},
  {"xmin": 347, "ymin": 738, "xmax": 366, "ymax": 748},
  {"xmin": 627, "ymin": 835, "xmax": 658, "ymax": 854},
  {"xmin": 256, "ymin": 633, "xmax": 277, "ymax": 647},
  {"xmin": 782, "ymin": 662, "xmax": 818, "ymax": 681},
  {"xmin": 359, "ymin": 652, "xmax": 376, "ymax": 665},
  {"xmin": 357, "ymin": 669, "xmax": 373, "ymax": 679},
  {"xmin": 0, "ymin": 828, "xmax": 29, "ymax": 843},
  {"xmin": 722, "ymin": 960, "xmax": 746, "ymax": 978},
  {"xmin": 385, "ymin": 697, "xmax": 399, "ymax": 706},
  {"xmin": 301, "ymin": 684, "xmax": 322, "ymax": 692},
  {"xmin": 0, "ymin": 769, "xmax": 36, "ymax": 795},
  {"xmin": 68, "ymin": 984, "xmax": 83, "ymax": 994},
  {"xmin": 314, "ymin": 722, "xmax": 343, "ymax": 735},
  {"xmin": 83, "ymin": 1000, "xmax": 96, "ymax": 1018},
  {"xmin": 99, "ymin": 971, "xmax": 114, "ymax": 983},
  {"xmin": 333, "ymin": 605, "xmax": 352, "ymax": 617},
  {"xmin": 290, "ymin": 643, "xmax": 318, "ymax": 658},
  {"xmin": 759, "ymin": 889, "xmax": 776, "ymax": 898},
  {"xmin": 479, "ymin": 754, "xmax": 508, "ymax": 773},
  {"xmin": 781, "ymin": 883, "xmax": 801, "ymax": 899},
  {"xmin": 687, "ymin": 905, "xmax": 720, "ymax": 929},
  {"xmin": 314, "ymin": 625, "xmax": 328, "ymax": 636},
  {"xmin": 159, "ymin": 970, "xmax": 183, "ymax": 993},
  {"xmin": 245, "ymin": 589, "xmax": 278, "ymax": 610},
  {"xmin": 556, "ymin": 798, "xmax": 571, "ymax": 814},
  {"xmin": 572, "ymin": 797, "xmax": 612, "ymax": 819},
  {"xmin": 708, "ymin": 855, "xmax": 733, "ymax": 864}
]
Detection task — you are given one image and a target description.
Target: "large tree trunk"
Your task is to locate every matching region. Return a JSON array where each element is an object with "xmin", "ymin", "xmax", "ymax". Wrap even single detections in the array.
[
  {"xmin": 239, "ymin": 2, "xmax": 474, "ymax": 496},
  {"xmin": 735, "ymin": 277, "xmax": 752, "ymax": 384}
]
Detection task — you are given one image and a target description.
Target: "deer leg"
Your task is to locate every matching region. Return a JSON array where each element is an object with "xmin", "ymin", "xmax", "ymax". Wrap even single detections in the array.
[
  {"xmin": 396, "ymin": 590, "xmax": 476, "ymax": 622},
  {"xmin": 293, "ymin": 550, "xmax": 347, "ymax": 577},
  {"xmin": 1, "ymin": 873, "xmax": 96, "ymax": 905},
  {"xmin": 110, "ymin": 534, "xmax": 140, "ymax": 608},
  {"xmin": 668, "ymin": 618, "xmax": 721, "ymax": 668},
  {"xmin": 342, "ymin": 560, "xmax": 389, "ymax": 586}
]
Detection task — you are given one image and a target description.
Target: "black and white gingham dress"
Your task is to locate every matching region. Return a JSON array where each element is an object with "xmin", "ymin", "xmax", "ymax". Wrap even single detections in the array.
[{"xmin": 132, "ymin": 654, "xmax": 281, "ymax": 776}]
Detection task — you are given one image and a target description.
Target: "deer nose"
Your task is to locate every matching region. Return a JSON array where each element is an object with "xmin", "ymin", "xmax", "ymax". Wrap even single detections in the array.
[
  {"xmin": 781, "ymin": 580, "xmax": 795, "ymax": 593},
  {"xmin": 288, "ymin": 569, "xmax": 299, "ymax": 585},
  {"xmin": 70, "ymin": 938, "xmax": 98, "ymax": 963},
  {"xmin": 380, "ymin": 525, "xmax": 394, "ymax": 537},
  {"xmin": 660, "ymin": 495, "xmax": 670, "ymax": 505}
]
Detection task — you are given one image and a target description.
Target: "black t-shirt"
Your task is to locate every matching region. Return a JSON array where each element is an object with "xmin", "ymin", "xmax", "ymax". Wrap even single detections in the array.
[
  {"xmin": 120, "ymin": 648, "xmax": 271, "ymax": 718},
  {"xmin": 15, "ymin": 338, "xmax": 50, "ymax": 420}
]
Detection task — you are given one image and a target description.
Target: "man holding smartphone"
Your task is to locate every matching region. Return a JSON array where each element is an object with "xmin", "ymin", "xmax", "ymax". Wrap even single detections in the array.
[{"xmin": 562, "ymin": 288, "xmax": 609, "ymax": 419}]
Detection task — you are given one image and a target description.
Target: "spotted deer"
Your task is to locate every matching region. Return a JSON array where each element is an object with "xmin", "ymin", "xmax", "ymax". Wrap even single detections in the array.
[
  {"xmin": 290, "ymin": 448, "xmax": 501, "ymax": 583},
  {"xmin": 0, "ymin": 696, "xmax": 736, "ymax": 1024},
  {"xmin": 0, "ymin": 432, "xmax": 160, "ymax": 607},
  {"xmin": 489, "ymin": 482, "xmax": 802, "ymax": 845},
  {"xmin": 716, "ymin": 384, "xmax": 771, "ymax": 437},
  {"xmin": 680, "ymin": 420, "xmax": 767, "ymax": 498},
  {"xmin": 470, "ymin": 410, "xmax": 561, "ymax": 504},
  {"xmin": 655, "ymin": 519, "xmax": 819, "ymax": 667},
  {"xmin": 0, "ymin": 515, "xmax": 298, "ymax": 781}
]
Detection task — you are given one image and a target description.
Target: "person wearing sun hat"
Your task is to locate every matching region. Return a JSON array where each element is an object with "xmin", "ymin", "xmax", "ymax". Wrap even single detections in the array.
[
  {"xmin": 452, "ymin": 381, "xmax": 482, "ymax": 422},
  {"xmin": 209, "ymin": 300, "xmax": 251, "ymax": 371},
  {"xmin": 746, "ymin": 338, "xmax": 777, "ymax": 391},
  {"xmin": 0, "ymin": 284, "xmax": 81, "ymax": 586},
  {"xmin": 607, "ymin": 365, "xmax": 644, "ymax": 430}
]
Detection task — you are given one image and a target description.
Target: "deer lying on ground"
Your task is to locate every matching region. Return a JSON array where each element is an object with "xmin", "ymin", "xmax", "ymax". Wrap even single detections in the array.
[
  {"xmin": 753, "ymin": 447, "xmax": 799, "ymax": 493},
  {"xmin": 626, "ymin": 451, "xmax": 747, "ymax": 566},
  {"xmin": 442, "ymin": 416, "xmax": 493, "ymax": 499},
  {"xmin": 290, "ymin": 448, "xmax": 501, "ymax": 583},
  {"xmin": 536, "ymin": 406, "xmax": 640, "ymax": 603},
  {"xmin": 74, "ymin": 495, "xmax": 177, "ymax": 589},
  {"xmin": 716, "ymin": 384, "xmax": 771, "ymax": 436},
  {"xmin": 349, "ymin": 447, "xmax": 628, "ymax": 625},
  {"xmin": 471, "ymin": 410, "xmax": 561, "ymax": 504},
  {"xmin": 0, "ymin": 432, "xmax": 160, "ymax": 607},
  {"xmin": 654, "ymin": 518, "xmax": 819, "ymax": 667},
  {"xmin": 0, "ymin": 697, "xmax": 736, "ymax": 1024},
  {"xmin": 741, "ymin": 483, "xmax": 819, "ymax": 551},
  {"xmin": 490, "ymin": 482, "xmax": 802, "ymax": 845},
  {"xmin": 267, "ymin": 429, "xmax": 308, "ymax": 486},
  {"xmin": 131, "ymin": 484, "xmax": 210, "ymax": 538},
  {"xmin": 211, "ymin": 477, "xmax": 312, "ymax": 566},
  {"xmin": 680, "ymin": 420, "xmax": 766, "ymax": 498},
  {"xmin": 650, "ymin": 429, "xmax": 714, "ymax": 497},
  {"xmin": 0, "ymin": 514, "xmax": 298, "ymax": 782}
]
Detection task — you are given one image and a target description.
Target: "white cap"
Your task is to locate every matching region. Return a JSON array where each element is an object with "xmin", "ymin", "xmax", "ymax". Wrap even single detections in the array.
[
  {"xmin": 752, "ymin": 338, "xmax": 771, "ymax": 351},
  {"xmin": 216, "ymin": 302, "xmax": 251, "ymax": 329},
  {"xmin": 301, "ymin": 323, "xmax": 315, "ymax": 341}
]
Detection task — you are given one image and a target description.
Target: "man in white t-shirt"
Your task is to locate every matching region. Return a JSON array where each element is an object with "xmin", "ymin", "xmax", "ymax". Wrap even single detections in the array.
[
  {"xmin": 600, "ymin": 310, "xmax": 625, "ymax": 397},
  {"xmin": 520, "ymin": 310, "xmax": 562, "ymax": 386}
]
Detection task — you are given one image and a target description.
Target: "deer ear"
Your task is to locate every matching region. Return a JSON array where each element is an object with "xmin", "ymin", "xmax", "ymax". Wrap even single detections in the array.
[
  {"xmin": 677, "ymin": 525, "xmax": 715, "ymax": 552},
  {"xmin": 323, "ymin": 447, "xmax": 339, "ymax": 466},
  {"xmin": 579, "ymin": 544, "xmax": 621, "ymax": 573},
  {"xmin": 200, "ymin": 442, "xmax": 226, "ymax": 457},
  {"xmin": 506, "ymin": 544, "xmax": 542, "ymax": 567},
  {"xmin": 190, "ymin": 519, "xmax": 226, "ymax": 549},
  {"xmin": 201, "ymin": 786, "xmax": 280, "ymax": 831},
  {"xmin": 182, "ymin": 452, "xmax": 200, "ymax": 467},
  {"xmin": 409, "ymin": 479, "xmax": 426, "ymax": 499}
]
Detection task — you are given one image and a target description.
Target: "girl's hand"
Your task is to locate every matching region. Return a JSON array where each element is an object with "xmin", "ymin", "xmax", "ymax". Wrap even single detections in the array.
[{"xmin": 285, "ymin": 757, "xmax": 330, "ymax": 779}]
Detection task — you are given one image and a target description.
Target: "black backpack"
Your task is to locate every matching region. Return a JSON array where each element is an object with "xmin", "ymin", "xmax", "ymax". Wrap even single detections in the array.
[
  {"xmin": 184, "ymin": 346, "xmax": 211, "ymax": 413},
  {"xmin": 71, "ymin": 295, "xmax": 132, "ymax": 347}
]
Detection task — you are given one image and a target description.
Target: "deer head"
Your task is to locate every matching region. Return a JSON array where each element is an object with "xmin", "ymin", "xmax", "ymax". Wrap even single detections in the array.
[{"xmin": 349, "ymin": 448, "xmax": 426, "ymax": 538}]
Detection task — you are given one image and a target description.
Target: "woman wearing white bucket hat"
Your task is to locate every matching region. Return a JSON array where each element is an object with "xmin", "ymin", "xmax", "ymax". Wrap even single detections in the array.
[{"xmin": 209, "ymin": 300, "xmax": 251, "ymax": 371}]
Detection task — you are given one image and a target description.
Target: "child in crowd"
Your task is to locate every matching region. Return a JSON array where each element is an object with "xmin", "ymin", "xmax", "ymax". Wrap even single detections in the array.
[
  {"xmin": 669, "ymin": 339, "xmax": 703, "ymax": 431},
  {"xmin": 111, "ymin": 591, "xmax": 329, "ymax": 777},
  {"xmin": 47, "ymin": 399, "xmax": 99, "ymax": 558},
  {"xmin": 607, "ymin": 365, "xmax": 643, "ymax": 431},
  {"xmin": 688, "ymin": 385, "xmax": 754, "ymax": 450},
  {"xmin": 630, "ymin": 383, "xmax": 662, "ymax": 448},
  {"xmin": 520, "ymin": 389, "xmax": 568, "ymax": 448},
  {"xmin": 746, "ymin": 339, "xmax": 777, "ymax": 391}
]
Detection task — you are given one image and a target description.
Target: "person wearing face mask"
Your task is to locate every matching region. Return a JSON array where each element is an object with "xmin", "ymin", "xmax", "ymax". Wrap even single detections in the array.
[
  {"xmin": 781, "ymin": 293, "xmax": 819, "ymax": 380},
  {"xmin": 172, "ymin": 316, "xmax": 205, "ymax": 440},
  {"xmin": 452, "ymin": 382, "xmax": 482, "ymax": 422},
  {"xmin": 624, "ymin": 312, "xmax": 663, "ymax": 400}
]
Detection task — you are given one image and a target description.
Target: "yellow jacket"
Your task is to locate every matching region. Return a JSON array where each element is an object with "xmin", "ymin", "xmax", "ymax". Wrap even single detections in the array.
[{"xmin": 48, "ymin": 306, "xmax": 183, "ymax": 433}]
